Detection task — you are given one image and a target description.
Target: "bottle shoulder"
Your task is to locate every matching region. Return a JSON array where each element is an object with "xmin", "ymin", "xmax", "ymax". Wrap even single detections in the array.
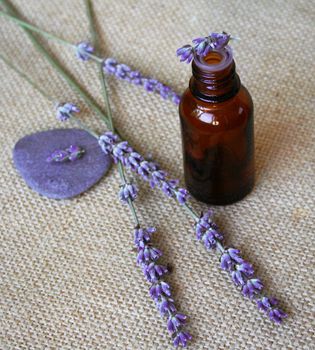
[{"xmin": 179, "ymin": 85, "xmax": 253, "ymax": 131}]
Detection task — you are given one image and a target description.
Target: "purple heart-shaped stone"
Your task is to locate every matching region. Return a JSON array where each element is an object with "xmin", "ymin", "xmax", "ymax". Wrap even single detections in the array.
[{"xmin": 13, "ymin": 128, "xmax": 112, "ymax": 199}]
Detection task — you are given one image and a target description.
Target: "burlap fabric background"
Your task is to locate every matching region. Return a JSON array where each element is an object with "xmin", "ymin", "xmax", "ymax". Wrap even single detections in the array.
[{"xmin": 0, "ymin": 0, "xmax": 314, "ymax": 349}]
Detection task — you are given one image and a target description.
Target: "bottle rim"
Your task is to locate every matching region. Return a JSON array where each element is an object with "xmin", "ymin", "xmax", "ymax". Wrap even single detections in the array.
[{"xmin": 193, "ymin": 46, "xmax": 234, "ymax": 72}]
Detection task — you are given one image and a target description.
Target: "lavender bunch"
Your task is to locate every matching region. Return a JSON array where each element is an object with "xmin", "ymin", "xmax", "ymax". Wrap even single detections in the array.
[
  {"xmin": 98, "ymin": 131, "xmax": 287, "ymax": 324},
  {"xmin": 176, "ymin": 31, "xmax": 231, "ymax": 63}
]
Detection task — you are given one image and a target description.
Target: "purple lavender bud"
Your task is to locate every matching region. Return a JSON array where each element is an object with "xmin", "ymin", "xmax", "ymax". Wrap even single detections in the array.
[
  {"xmin": 150, "ymin": 170, "xmax": 167, "ymax": 188},
  {"xmin": 176, "ymin": 45, "xmax": 194, "ymax": 63},
  {"xmin": 46, "ymin": 149, "xmax": 69, "ymax": 163},
  {"xmin": 137, "ymin": 246, "xmax": 162, "ymax": 264},
  {"xmin": 112, "ymin": 141, "xmax": 132, "ymax": 162},
  {"xmin": 192, "ymin": 37, "xmax": 209, "ymax": 56},
  {"xmin": 118, "ymin": 183, "xmax": 138, "ymax": 203},
  {"xmin": 98, "ymin": 132, "xmax": 119, "ymax": 155},
  {"xmin": 231, "ymin": 270, "xmax": 245, "ymax": 286},
  {"xmin": 202, "ymin": 230, "xmax": 218, "ymax": 250},
  {"xmin": 150, "ymin": 281, "xmax": 171, "ymax": 300},
  {"xmin": 195, "ymin": 210, "xmax": 215, "ymax": 238},
  {"xmin": 173, "ymin": 331, "xmax": 192, "ymax": 348},
  {"xmin": 143, "ymin": 78, "xmax": 158, "ymax": 93},
  {"xmin": 172, "ymin": 93, "xmax": 181, "ymax": 105},
  {"xmin": 134, "ymin": 227, "xmax": 156, "ymax": 247},
  {"xmin": 227, "ymin": 248, "xmax": 244, "ymax": 264},
  {"xmin": 158, "ymin": 84, "xmax": 172, "ymax": 99},
  {"xmin": 125, "ymin": 152, "xmax": 143, "ymax": 170},
  {"xmin": 220, "ymin": 252, "xmax": 233, "ymax": 271},
  {"xmin": 137, "ymin": 161, "xmax": 154, "ymax": 181},
  {"xmin": 129, "ymin": 70, "xmax": 142, "ymax": 85},
  {"xmin": 268, "ymin": 308, "xmax": 287, "ymax": 324},
  {"xmin": 103, "ymin": 58, "xmax": 118, "ymax": 74},
  {"xmin": 209, "ymin": 32, "xmax": 231, "ymax": 50},
  {"xmin": 237, "ymin": 261, "xmax": 254, "ymax": 277},
  {"xmin": 149, "ymin": 281, "xmax": 171, "ymax": 299},
  {"xmin": 257, "ymin": 297, "xmax": 278, "ymax": 312},
  {"xmin": 157, "ymin": 296, "xmax": 176, "ymax": 315},
  {"xmin": 75, "ymin": 41, "xmax": 94, "ymax": 61},
  {"xmin": 175, "ymin": 188, "xmax": 189, "ymax": 205},
  {"xmin": 116, "ymin": 64, "xmax": 131, "ymax": 79},
  {"xmin": 143, "ymin": 262, "xmax": 168, "ymax": 283},
  {"xmin": 161, "ymin": 181, "xmax": 176, "ymax": 197},
  {"xmin": 66, "ymin": 145, "xmax": 85, "ymax": 161},
  {"xmin": 242, "ymin": 278, "xmax": 263, "ymax": 298},
  {"xmin": 167, "ymin": 313, "xmax": 187, "ymax": 334},
  {"xmin": 56, "ymin": 102, "xmax": 80, "ymax": 121}
]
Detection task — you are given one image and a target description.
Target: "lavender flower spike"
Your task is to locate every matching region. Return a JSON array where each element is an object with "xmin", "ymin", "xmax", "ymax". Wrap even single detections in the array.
[
  {"xmin": 134, "ymin": 225, "xmax": 191, "ymax": 347},
  {"xmin": 177, "ymin": 31, "xmax": 231, "ymax": 63},
  {"xmin": 56, "ymin": 102, "xmax": 80, "ymax": 121},
  {"xmin": 76, "ymin": 41, "xmax": 94, "ymax": 61},
  {"xmin": 102, "ymin": 58, "xmax": 181, "ymax": 105},
  {"xmin": 98, "ymin": 131, "xmax": 189, "ymax": 206},
  {"xmin": 196, "ymin": 212, "xmax": 286, "ymax": 323}
]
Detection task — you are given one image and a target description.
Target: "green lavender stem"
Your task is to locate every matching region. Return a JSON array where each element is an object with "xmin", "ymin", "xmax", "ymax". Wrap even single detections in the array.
[
  {"xmin": 0, "ymin": 53, "xmax": 54, "ymax": 102},
  {"xmin": 0, "ymin": 1, "xmax": 111, "ymax": 130},
  {"xmin": 0, "ymin": 10, "xmax": 103, "ymax": 63},
  {"xmin": 84, "ymin": 0, "xmax": 139, "ymax": 227}
]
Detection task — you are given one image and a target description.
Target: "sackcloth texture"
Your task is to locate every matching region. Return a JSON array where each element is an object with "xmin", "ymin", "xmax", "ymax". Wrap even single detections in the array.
[{"xmin": 0, "ymin": 0, "xmax": 314, "ymax": 349}]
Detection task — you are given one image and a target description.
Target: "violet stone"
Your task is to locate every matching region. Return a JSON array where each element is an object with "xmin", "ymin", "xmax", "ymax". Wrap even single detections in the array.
[{"xmin": 13, "ymin": 128, "xmax": 111, "ymax": 199}]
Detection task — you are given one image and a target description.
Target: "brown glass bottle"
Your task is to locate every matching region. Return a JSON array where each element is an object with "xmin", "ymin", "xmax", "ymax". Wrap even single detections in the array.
[{"xmin": 179, "ymin": 47, "xmax": 254, "ymax": 205}]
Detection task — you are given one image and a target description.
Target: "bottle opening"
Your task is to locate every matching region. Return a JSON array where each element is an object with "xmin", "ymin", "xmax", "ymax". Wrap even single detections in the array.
[
  {"xmin": 203, "ymin": 52, "xmax": 223, "ymax": 65},
  {"xmin": 194, "ymin": 46, "xmax": 233, "ymax": 72}
]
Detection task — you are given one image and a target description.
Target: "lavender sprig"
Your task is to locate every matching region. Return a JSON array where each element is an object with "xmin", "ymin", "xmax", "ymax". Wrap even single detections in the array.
[
  {"xmin": 98, "ymin": 132, "xmax": 189, "ymax": 206},
  {"xmin": 176, "ymin": 31, "xmax": 231, "ymax": 63},
  {"xmin": 46, "ymin": 145, "xmax": 85, "ymax": 162},
  {"xmin": 98, "ymin": 131, "xmax": 287, "ymax": 324},
  {"xmin": 76, "ymin": 41, "xmax": 94, "ymax": 61},
  {"xmin": 55, "ymin": 102, "xmax": 80, "ymax": 121},
  {"xmin": 0, "ymin": 11, "xmax": 181, "ymax": 107},
  {"xmin": 84, "ymin": 1, "xmax": 191, "ymax": 346},
  {"xmin": 134, "ymin": 226, "xmax": 191, "ymax": 347},
  {"xmin": 196, "ymin": 210, "xmax": 287, "ymax": 323},
  {"xmin": 103, "ymin": 58, "xmax": 181, "ymax": 105}
]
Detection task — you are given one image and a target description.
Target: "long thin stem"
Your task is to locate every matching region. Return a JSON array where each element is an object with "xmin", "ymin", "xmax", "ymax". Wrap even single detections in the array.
[
  {"xmin": 0, "ymin": 8, "xmax": 103, "ymax": 64},
  {"xmin": 0, "ymin": 51, "xmax": 102, "ymax": 140},
  {"xmin": 84, "ymin": 0, "xmax": 139, "ymax": 227},
  {"xmin": 0, "ymin": 10, "xmax": 75, "ymax": 48},
  {"xmin": 0, "ymin": 0, "xmax": 111, "ymax": 129},
  {"xmin": 70, "ymin": 118, "xmax": 99, "ymax": 139},
  {"xmin": 0, "ymin": 53, "xmax": 55, "ymax": 102}
]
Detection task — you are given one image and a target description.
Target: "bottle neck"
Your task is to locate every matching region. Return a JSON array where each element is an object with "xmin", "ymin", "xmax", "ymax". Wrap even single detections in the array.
[{"xmin": 190, "ymin": 46, "xmax": 240, "ymax": 103}]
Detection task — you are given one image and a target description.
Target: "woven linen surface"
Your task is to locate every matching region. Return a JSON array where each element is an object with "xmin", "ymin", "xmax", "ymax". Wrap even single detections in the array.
[{"xmin": 0, "ymin": 0, "xmax": 314, "ymax": 349}]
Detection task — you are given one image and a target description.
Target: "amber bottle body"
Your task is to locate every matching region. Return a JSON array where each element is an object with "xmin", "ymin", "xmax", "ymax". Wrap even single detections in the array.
[{"xmin": 179, "ymin": 49, "xmax": 255, "ymax": 205}]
